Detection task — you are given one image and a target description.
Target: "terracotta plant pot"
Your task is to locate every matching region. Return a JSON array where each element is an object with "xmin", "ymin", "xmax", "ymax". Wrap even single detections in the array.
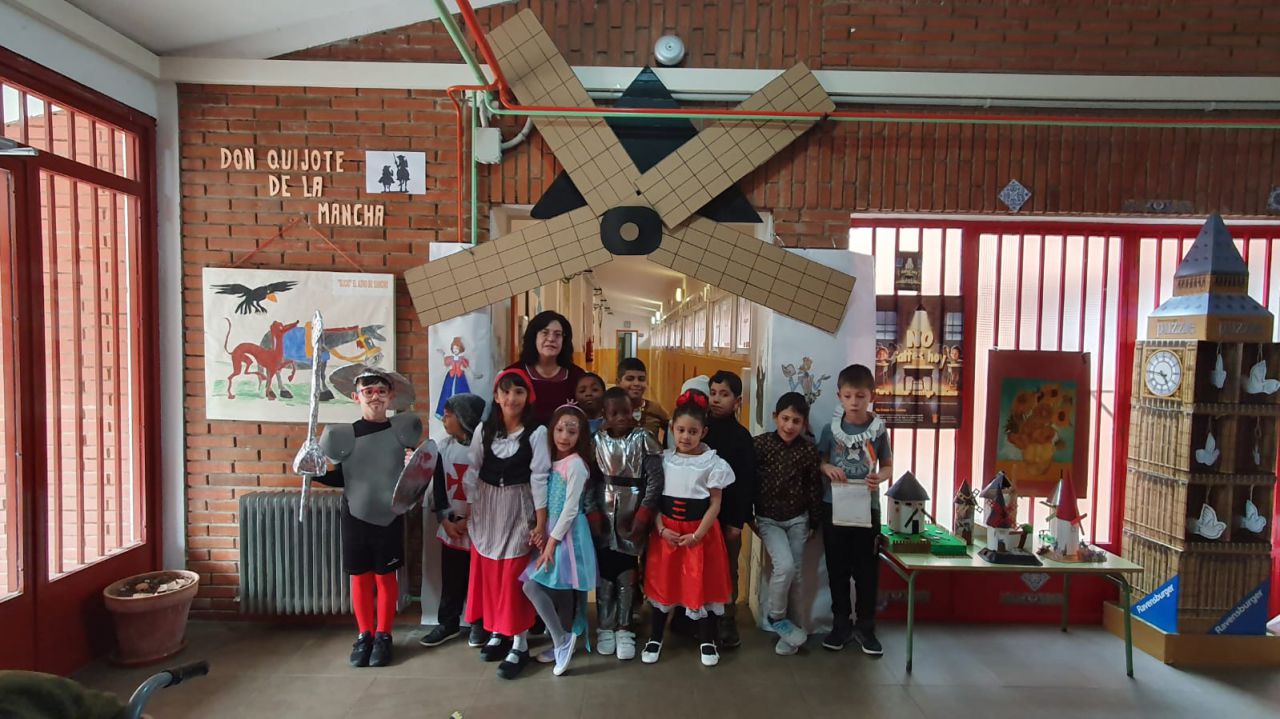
[{"xmin": 102, "ymin": 570, "xmax": 200, "ymax": 666}]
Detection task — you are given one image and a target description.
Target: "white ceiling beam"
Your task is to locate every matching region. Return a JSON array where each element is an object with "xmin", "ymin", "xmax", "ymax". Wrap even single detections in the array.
[
  {"xmin": 2, "ymin": 0, "xmax": 159, "ymax": 77},
  {"xmin": 173, "ymin": 0, "xmax": 514, "ymax": 60},
  {"xmin": 158, "ymin": 57, "xmax": 1280, "ymax": 108}
]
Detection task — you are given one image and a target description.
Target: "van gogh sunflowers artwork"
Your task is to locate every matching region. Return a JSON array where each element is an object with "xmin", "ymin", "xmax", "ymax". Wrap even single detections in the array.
[
  {"xmin": 985, "ymin": 351, "xmax": 1091, "ymax": 498},
  {"xmin": 202, "ymin": 267, "xmax": 396, "ymax": 422}
]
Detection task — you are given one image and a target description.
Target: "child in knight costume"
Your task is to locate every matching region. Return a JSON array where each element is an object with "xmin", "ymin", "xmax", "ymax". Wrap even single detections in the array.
[
  {"xmin": 591, "ymin": 387, "xmax": 664, "ymax": 661},
  {"xmin": 316, "ymin": 368, "xmax": 422, "ymax": 668}
]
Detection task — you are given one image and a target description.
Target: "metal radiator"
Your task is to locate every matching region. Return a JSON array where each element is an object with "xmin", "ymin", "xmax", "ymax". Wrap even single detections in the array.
[{"xmin": 238, "ymin": 490, "xmax": 408, "ymax": 615}]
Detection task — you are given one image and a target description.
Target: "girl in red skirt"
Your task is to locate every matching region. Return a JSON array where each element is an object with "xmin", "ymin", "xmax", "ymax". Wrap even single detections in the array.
[
  {"xmin": 642, "ymin": 390, "xmax": 736, "ymax": 667},
  {"xmin": 463, "ymin": 368, "xmax": 550, "ymax": 679}
]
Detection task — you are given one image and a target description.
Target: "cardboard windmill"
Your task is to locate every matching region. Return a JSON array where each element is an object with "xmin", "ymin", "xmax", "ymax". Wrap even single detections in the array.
[
  {"xmin": 1039, "ymin": 476, "xmax": 1103, "ymax": 562},
  {"xmin": 978, "ymin": 471, "xmax": 1040, "ymax": 566},
  {"xmin": 953, "ymin": 480, "xmax": 977, "ymax": 545},
  {"xmin": 404, "ymin": 9, "xmax": 854, "ymax": 334},
  {"xmin": 886, "ymin": 471, "xmax": 929, "ymax": 535},
  {"xmin": 880, "ymin": 471, "xmax": 968, "ymax": 555}
]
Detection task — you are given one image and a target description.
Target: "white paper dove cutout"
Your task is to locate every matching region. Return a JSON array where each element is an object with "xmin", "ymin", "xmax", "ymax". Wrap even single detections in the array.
[
  {"xmin": 1210, "ymin": 350, "xmax": 1227, "ymax": 389},
  {"xmin": 1244, "ymin": 359, "xmax": 1280, "ymax": 395},
  {"xmin": 1195, "ymin": 431, "xmax": 1220, "ymax": 467},
  {"xmin": 1254, "ymin": 442, "xmax": 1264, "ymax": 468},
  {"xmin": 1237, "ymin": 499, "xmax": 1268, "ymax": 535},
  {"xmin": 1192, "ymin": 503, "xmax": 1227, "ymax": 540}
]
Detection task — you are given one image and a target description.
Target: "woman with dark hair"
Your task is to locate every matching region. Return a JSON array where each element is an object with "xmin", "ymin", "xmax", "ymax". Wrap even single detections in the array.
[{"xmin": 505, "ymin": 310, "xmax": 585, "ymax": 424}]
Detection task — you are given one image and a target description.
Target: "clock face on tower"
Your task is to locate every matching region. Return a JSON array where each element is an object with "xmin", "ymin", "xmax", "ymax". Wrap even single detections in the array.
[{"xmin": 1144, "ymin": 349, "xmax": 1183, "ymax": 398}]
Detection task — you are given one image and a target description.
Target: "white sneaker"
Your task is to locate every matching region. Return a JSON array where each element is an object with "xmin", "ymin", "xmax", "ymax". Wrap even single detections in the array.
[
  {"xmin": 641, "ymin": 640, "xmax": 662, "ymax": 664},
  {"xmin": 535, "ymin": 648, "xmax": 555, "ymax": 664},
  {"xmin": 768, "ymin": 617, "xmax": 809, "ymax": 648},
  {"xmin": 596, "ymin": 629, "xmax": 616, "ymax": 656},
  {"xmin": 774, "ymin": 637, "xmax": 800, "ymax": 656},
  {"xmin": 615, "ymin": 629, "xmax": 637, "ymax": 661},
  {"xmin": 699, "ymin": 642, "xmax": 720, "ymax": 667}
]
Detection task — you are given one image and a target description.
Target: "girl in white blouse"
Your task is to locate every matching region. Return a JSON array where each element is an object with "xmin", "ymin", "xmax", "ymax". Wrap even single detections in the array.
[
  {"xmin": 463, "ymin": 368, "xmax": 550, "ymax": 680},
  {"xmin": 641, "ymin": 390, "xmax": 736, "ymax": 668}
]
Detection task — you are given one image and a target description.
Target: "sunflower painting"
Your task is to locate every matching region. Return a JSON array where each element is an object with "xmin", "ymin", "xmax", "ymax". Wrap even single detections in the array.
[{"xmin": 995, "ymin": 378, "xmax": 1078, "ymax": 492}]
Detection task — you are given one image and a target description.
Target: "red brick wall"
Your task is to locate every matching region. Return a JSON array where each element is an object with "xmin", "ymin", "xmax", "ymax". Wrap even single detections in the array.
[
  {"xmin": 286, "ymin": 0, "xmax": 1280, "ymax": 75},
  {"xmin": 181, "ymin": 3, "xmax": 1280, "ymax": 615}
]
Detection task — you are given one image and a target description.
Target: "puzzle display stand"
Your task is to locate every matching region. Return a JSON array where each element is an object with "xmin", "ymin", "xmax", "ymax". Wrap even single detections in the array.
[{"xmin": 1121, "ymin": 215, "xmax": 1277, "ymax": 640}]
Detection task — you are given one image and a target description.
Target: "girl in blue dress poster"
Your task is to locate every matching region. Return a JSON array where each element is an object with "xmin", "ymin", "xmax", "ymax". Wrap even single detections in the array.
[{"xmin": 435, "ymin": 337, "xmax": 484, "ymax": 419}]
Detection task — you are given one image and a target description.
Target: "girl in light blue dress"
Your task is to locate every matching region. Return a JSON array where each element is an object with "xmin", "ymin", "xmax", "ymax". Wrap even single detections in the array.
[{"xmin": 522, "ymin": 403, "xmax": 599, "ymax": 676}]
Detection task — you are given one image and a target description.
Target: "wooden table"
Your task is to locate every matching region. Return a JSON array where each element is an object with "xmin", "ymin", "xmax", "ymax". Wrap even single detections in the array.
[{"xmin": 878, "ymin": 549, "xmax": 1144, "ymax": 676}]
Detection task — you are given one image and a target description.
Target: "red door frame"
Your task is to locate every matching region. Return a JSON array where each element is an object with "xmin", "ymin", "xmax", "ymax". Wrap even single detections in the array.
[
  {"xmin": 852, "ymin": 216, "xmax": 1280, "ymax": 624},
  {"xmin": 0, "ymin": 47, "xmax": 161, "ymax": 674}
]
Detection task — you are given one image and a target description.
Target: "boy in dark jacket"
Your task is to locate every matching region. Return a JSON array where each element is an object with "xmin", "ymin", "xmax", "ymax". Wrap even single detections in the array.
[{"xmin": 703, "ymin": 370, "xmax": 757, "ymax": 649}]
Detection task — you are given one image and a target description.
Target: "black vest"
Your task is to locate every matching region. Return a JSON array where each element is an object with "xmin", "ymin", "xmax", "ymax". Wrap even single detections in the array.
[{"xmin": 478, "ymin": 424, "xmax": 539, "ymax": 487}]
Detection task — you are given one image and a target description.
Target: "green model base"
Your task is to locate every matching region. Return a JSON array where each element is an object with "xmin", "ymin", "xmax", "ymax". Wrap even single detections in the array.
[{"xmin": 881, "ymin": 524, "xmax": 969, "ymax": 556}]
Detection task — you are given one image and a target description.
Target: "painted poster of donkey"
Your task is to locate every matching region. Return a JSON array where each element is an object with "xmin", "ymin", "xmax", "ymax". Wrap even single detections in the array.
[{"xmin": 203, "ymin": 267, "xmax": 397, "ymax": 423}]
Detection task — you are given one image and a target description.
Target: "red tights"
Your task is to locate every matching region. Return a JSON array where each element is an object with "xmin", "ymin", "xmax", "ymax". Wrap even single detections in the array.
[{"xmin": 351, "ymin": 571, "xmax": 399, "ymax": 634}]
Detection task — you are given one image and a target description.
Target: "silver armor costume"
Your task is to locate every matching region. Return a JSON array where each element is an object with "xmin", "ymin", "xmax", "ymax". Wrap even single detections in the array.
[
  {"xmin": 320, "ymin": 412, "xmax": 422, "ymax": 527},
  {"xmin": 593, "ymin": 428, "xmax": 664, "ymax": 555},
  {"xmin": 593, "ymin": 428, "xmax": 662, "ymax": 637}
]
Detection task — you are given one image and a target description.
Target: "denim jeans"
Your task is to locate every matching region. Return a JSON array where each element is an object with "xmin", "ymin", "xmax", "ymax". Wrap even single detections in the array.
[{"xmin": 756, "ymin": 514, "xmax": 810, "ymax": 620}]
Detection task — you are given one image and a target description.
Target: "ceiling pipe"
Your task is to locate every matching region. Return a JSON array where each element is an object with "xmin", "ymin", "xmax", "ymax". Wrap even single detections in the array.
[{"xmin": 452, "ymin": 0, "xmax": 1280, "ymax": 130}]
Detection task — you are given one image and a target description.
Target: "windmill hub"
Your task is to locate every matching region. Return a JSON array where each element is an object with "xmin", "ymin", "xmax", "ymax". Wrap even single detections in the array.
[{"xmin": 600, "ymin": 206, "xmax": 662, "ymax": 256}]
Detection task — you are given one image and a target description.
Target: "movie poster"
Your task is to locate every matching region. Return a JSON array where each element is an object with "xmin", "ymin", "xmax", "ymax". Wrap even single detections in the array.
[{"xmin": 872, "ymin": 296, "xmax": 963, "ymax": 429}]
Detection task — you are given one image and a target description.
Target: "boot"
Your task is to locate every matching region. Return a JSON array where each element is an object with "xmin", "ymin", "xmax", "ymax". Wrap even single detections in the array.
[
  {"xmin": 596, "ymin": 577, "xmax": 618, "ymax": 655},
  {"xmin": 615, "ymin": 570, "xmax": 637, "ymax": 632}
]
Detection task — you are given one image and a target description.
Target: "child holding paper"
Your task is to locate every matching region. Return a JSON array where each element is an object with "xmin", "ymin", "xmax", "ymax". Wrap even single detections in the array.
[{"xmin": 816, "ymin": 364, "xmax": 892, "ymax": 656}]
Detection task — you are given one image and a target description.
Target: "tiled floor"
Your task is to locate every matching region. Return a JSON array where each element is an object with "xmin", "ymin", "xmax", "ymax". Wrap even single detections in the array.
[{"xmin": 73, "ymin": 617, "xmax": 1280, "ymax": 719}]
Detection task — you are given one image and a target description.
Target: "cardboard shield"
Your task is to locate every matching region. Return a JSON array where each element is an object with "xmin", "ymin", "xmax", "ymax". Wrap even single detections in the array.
[{"xmin": 391, "ymin": 438, "xmax": 438, "ymax": 515}]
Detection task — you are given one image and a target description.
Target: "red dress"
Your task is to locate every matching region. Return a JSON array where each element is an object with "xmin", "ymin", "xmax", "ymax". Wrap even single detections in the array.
[{"xmin": 644, "ymin": 447, "xmax": 735, "ymax": 615}]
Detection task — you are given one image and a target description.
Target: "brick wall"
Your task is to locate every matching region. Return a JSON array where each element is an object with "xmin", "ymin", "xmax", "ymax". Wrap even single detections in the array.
[
  {"xmin": 286, "ymin": 0, "xmax": 1280, "ymax": 75},
  {"xmin": 180, "ymin": 2, "xmax": 1280, "ymax": 615}
]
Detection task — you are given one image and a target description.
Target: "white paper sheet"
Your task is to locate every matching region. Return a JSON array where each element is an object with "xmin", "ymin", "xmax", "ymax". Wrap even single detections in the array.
[{"xmin": 831, "ymin": 481, "xmax": 873, "ymax": 528}]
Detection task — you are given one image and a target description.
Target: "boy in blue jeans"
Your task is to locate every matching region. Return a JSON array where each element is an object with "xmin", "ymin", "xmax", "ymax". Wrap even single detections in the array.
[{"xmin": 817, "ymin": 364, "xmax": 891, "ymax": 655}]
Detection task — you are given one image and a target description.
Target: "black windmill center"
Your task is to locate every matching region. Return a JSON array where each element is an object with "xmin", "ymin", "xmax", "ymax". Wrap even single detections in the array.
[{"xmin": 529, "ymin": 66, "xmax": 762, "ymax": 257}]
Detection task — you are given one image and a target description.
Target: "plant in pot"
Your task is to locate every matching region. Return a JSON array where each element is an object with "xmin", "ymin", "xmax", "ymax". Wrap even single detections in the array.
[{"xmin": 102, "ymin": 570, "xmax": 200, "ymax": 665}]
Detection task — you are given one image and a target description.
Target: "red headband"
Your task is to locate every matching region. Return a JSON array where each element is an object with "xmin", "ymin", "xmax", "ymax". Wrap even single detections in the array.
[
  {"xmin": 494, "ymin": 367, "xmax": 537, "ymax": 405},
  {"xmin": 677, "ymin": 390, "xmax": 708, "ymax": 409}
]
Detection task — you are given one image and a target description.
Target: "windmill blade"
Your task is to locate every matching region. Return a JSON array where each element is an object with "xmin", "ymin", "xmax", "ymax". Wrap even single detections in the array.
[
  {"xmin": 405, "ymin": 206, "xmax": 607, "ymax": 326},
  {"xmin": 635, "ymin": 64, "xmax": 835, "ymax": 228},
  {"xmin": 648, "ymin": 218, "xmax": 854, "ymax": 333},
  {"xmin": 487, "ymin": 9, "xmax": 639, "ymax": 216}
]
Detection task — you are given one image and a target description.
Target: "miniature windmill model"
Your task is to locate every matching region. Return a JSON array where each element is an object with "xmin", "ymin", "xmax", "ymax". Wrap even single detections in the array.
[
  {"xmin": 1047, "ymin": 476, "xmax": 1084, "ymax": 556},
  {"xmin": 886, "ymin": 471, "xmax": 930, "ymax": 535},
  {"xmin": 979, "ymin": 471, "xmax": 1018, "ymax": 553},
  {"xmin": 953, "ymin": 481, "xmax": 977, "ymax": 544},
  {"xmin": 404, "ymin": 9, "xmax": 855, "ymax": 334}
]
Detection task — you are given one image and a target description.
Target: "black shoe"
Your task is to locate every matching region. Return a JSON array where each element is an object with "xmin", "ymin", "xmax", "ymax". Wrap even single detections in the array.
[
  {"xmin": 369, "ymin": 632, "xmax": 394, "ymax": 667},
  {"xmin": 349, "ymin": 632, "xmax": 374, "ymax": 667},
  {"xmin": 852, "ymin": 627, "xmax": 883, "ymax": 656},
  {"xmin": 480, "ymin": 635, "xmax": 513, "ymax": 662},
  {"xmin": 718, "ymin": 616, "xmax": 741, "ymax": 649},
  {"xmin": 496, "ymin": 649, "xmax": 531, "ymax": 679},
  {"xmin": 467, "ymin": 624, "xmax": 490, "ymax": 648},
  {"xmin": 420, "ymin": 624, "xmax": 463, "ymax": 648},
  {"xmin": 822, "ymin": 623, "xmax": 853, "ymax": 651}
]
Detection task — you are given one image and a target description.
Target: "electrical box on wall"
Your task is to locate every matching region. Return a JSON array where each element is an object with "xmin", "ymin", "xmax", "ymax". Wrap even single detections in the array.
[{"xmin": 474, "ymin": 127, "xmax": 502, "ymax": 164}]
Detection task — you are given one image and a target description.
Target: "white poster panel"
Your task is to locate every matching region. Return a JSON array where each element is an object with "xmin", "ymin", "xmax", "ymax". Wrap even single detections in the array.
[
  {"xmin": 365, "ymin": 150, "xmax": 427, "ymax": 194},
  {"xmin": 202, "ymin": 267, "xmax": 395, "ymax": 423},
  {"xmin": 753, "ymin": 250, "xmax": 875, "ymax": 635},
  {"xmin": 420, "ymin": 242, "xmax": 496, "ymax": 626}
]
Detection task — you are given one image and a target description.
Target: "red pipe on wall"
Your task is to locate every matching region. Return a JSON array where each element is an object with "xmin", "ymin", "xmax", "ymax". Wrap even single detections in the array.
[{"xmin": 452, "ymin": 0, "xmax": 1280, "ymax": 130}]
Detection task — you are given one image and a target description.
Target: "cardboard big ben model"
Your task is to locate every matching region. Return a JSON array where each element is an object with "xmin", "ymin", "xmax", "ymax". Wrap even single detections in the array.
[{"xmin": 1123, "ymin": 214, "xmax": 1277, "ymax": 635}]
